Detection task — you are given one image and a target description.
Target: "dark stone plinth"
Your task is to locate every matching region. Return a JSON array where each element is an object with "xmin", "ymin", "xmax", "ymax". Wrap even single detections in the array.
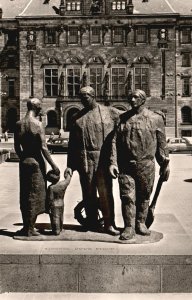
[{"xmin": 13, "ymin": 224, "xmax": 163, "ymax": 244}]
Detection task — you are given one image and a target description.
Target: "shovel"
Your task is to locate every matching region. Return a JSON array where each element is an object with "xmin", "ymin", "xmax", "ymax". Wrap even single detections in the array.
[{"xmin": 145, "ymin": 158, "xmax": 170, "ymax": 229}]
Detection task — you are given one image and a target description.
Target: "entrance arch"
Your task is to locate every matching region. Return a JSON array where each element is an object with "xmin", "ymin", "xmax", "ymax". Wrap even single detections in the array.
[
  {"xmin": 6, "ymin": 108, "xmax": 17, "ymax": 132},
  {"xmin": 47, "ymin": 110, "xmax": 57, "ymax": 127},
  {"xmin": 66, "ymin": 107, "xmax": 80, "ymax": 131}
]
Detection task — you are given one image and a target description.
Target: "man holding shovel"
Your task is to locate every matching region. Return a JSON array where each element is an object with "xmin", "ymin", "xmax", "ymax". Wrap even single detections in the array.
[{"xmin": 109, "ymin": 89, "xmax": 170, "ymax": 241}]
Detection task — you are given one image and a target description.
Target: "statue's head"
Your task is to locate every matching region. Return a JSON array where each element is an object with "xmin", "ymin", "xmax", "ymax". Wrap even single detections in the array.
[
  {"xmin": 129, "ymin": 89, "xmax": 146, "ymax": 109},
  {"xmin": 46, "ymin": 169, "xmax": 60, "ymax": 184},
  {"xmin": 27, "ymin": 98, "xmax": 42, "ymax": 116},
  {"xmin": 79, "ymin": 86, "xmax": 96, "ymax": 109}
]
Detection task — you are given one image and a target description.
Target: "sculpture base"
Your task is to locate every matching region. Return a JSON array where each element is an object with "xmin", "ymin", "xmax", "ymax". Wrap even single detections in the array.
[
  {"xmin": 1, "ymin": 214, "xmax": 192, "ymax": 293},
  {"xmin": 13, "ymin": 224, "xmax": 163, "ymax": 244}
]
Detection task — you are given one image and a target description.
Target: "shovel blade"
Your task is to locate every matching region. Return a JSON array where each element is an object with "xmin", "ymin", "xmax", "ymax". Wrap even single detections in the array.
[{"xmin": 145, "ymin": 207, "xmax": 154, "ymax": 229}]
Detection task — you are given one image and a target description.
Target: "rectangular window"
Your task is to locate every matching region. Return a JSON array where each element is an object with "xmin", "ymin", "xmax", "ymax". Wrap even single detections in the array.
[
  {"xmin": 182, "ymin": 53, "xmax": 191, "ymax": 67},
  {"xmin": 112, "ymin": 1, "xmax": 126, "ymax": 10},
  {"xmin": 91, "ymin": 27, "xmax": 101, "ymax": 44},
  {"xmin": 134, "ymin": 67, "xmax": 150, "ymax": 96},
  {"xmin": 67, "ymin": 68, "xmax": 80, "ymax": 97},
  {"xmin": 68, "ymin": 27, "xmax": 79, "ymax": 44},
  {"xmin": 7, "ymin": 31, "xmax": 17, "ymax": 46},
  {"xmin": 136, "ymin": 27, "xmax": 147, "ymax": 43},
  {"xmin": 181, "ymin": 29, "xmax": 191, "ymax": 44},
  {"xmin": 182, "ymin": 77, "xmax": 191, "ymax": 97},
  {"xmin": 114, "ymin": 27, "xmax": 124, "ymax": 43},
  {"xmin": 7, "ymin": 55, "xmax": 16, "ymax": 68},
  {"xmin": 112, "ymin": 68, "xmax": 126, "ymax": 97},
  {"xmin": 8, "ymin": 79, "xmax": 15, "ymax": 97},
  {"xmin": 44, "ymin": 69, "xmax": 58, "ymax": 97},
  {"xmin": 90, "ymin": 68, "xmax": 102, "ymax": 97},
  {"xmin": 66, "ymin": 1, "xmax": 81, "ymax": 11},
  {"xmin": 45, "ymin": 29, "xmax": 57, "ymax": 44}
]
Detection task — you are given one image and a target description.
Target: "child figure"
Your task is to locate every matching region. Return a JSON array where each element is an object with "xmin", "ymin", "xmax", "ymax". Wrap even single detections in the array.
[{"xmin": 46, "ymin": 170, "xmax": 71, "ymax": 235}]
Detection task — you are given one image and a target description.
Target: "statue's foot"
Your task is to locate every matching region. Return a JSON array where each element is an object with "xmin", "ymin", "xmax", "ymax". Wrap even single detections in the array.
[
  {"xmin": 15, "ymin": 228, "xmax": 40, "ymax": 237},
  {"xmin": 27, "ymin": 229, "xmax": 40, "ymax": 237},
  {"xmin": 53, "ymin": 230, "xmax": 61, "ymax": 236},
  {"xmin": 104, "ymin": 226, "xmax": 120, "ymax": 236},
  {"xmin": 136, "ymin": 223, "xmax": 150, "ymax": 236},
  {"xmin": 15, "ymin": 228, "xmax": 28, "ymax": 236},
  {"xmin": 85, "ymin": 221, "xmax": 103, "ymax": 232},
  {"xmin": 119, "ymin": 227, "xmax": 135, "ymax": 241}
]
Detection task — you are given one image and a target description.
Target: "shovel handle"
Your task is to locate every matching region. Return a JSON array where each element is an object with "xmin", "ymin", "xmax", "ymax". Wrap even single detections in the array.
[{"xmin": 149, "ymin": 158, "xmax": 169, "ymax": 210}]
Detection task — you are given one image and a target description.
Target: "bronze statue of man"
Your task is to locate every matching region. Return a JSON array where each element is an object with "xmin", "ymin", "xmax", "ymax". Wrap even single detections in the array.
[
  {"xmin": 64, "ymin": 86, "xmax": 120, "ymax": 235},
  {"xmin": 14, "ymin": 98, "xmax": 60, "ymax": 236},
  {"xmin": 109, "ymin": 89, "xmax": 170, "ymax": 241}
]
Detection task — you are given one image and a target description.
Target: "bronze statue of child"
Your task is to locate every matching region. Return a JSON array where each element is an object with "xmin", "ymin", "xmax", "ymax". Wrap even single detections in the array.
[{"xmin": 46, "ymin": 170, "xmax": 71, "ymax": 235}]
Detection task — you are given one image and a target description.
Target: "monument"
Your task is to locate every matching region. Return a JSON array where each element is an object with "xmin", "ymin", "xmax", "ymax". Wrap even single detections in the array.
[
  {"xmin": 109, "ymin": 89, "xmax": 170, "ymax": 241},
  {"xmin": 14, "ymin": 98, "xmax": 60, "ymax": 237}
]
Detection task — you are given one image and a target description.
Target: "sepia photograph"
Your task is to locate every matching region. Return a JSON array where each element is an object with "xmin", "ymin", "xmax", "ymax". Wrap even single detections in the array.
[{"xmin": 0, "ymin": 0, "xmax": 192, "ymax": 299}]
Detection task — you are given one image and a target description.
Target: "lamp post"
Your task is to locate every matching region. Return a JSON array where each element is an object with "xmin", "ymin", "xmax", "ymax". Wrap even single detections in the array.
[{"xmin": 174, "ymin": 28, "xmax": 178, "ymax": 138}]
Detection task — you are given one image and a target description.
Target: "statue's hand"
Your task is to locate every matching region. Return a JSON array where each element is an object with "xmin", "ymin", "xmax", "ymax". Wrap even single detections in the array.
[
  {"xmin": 64, "ymin": 167, "xmax": 73, "ymax": 179},
  {"xmin": 109, "ymin": 164, "xmax": 119, "ymax": 179},
  {"xmin": 159, "ymin": 159, "xmax": 170, "ymax": 182},
  {"xmin": 53, "ymin": 166, "xmax": 60, "ymax": 176}
]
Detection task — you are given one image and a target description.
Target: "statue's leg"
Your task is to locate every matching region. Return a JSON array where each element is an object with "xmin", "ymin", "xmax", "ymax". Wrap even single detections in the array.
[
  {"xmin": 97, "ymin": 167, "xmax": 119, "ymax": 235},
  {"xmin": 135, "ymin": 160, "xmax": 155, "ymax": 236},
  {"xmin": 49, "ymin": 204, "xmax": 64, "ymax": 235},
  {"xmin": 27, "ymin": 214, "xmax": 40, "ymax": 236},
  {"xmin": 79, "ymin": 171, "xmax": 99, "ymax": 230},
  {"xmin": 118, "ymin": 174, "xmax": 136, "ymax": 240}
]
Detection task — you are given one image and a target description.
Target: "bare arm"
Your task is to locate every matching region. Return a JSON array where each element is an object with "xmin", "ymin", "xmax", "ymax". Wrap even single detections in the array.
[
  {"xmin": 39, "ymin": 124, "xmax": 60, "ymax": 175},
  {"xmin": 14, "ymin": 123, "xmax": 23, "ymax": 159},
  {"xmin": 155, "ymin": 116, "xmax": 169, "ymax": 166},
  {"xmin": 109, "ymin": 126, "xmax": 119, "ymax": 179}
]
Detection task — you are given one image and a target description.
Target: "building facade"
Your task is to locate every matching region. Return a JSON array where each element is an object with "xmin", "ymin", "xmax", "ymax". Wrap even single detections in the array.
[{"xmin": 0, "ymin": 0, "xmax": 192, "ymax": 137}]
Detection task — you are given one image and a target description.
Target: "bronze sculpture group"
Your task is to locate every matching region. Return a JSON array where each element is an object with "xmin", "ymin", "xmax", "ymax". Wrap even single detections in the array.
[{"xmin": 14, "ymin": 87, "xmax": 170, "ymax": 241}]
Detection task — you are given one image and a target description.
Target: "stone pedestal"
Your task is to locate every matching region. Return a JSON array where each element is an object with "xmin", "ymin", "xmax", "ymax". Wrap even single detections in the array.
[{"xmin": 1, "ymin": 214, "xmax": 192, "ymax": 293}]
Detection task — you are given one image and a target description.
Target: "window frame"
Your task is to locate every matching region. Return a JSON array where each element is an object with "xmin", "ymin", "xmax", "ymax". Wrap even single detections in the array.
[
  {"xmin": 66, "ymin": 1, "xmax": 81, "ymax": 11},
  {"xmin": 181, "ymin": 106, "xmax": 192, "ymax": 123},
  {"xmin": 111, "ymin": 1, "xmax": 126, "ymax": 11},
  {"xmin": 134, "ymin": 66, "xmax": 150, "ymax": 96},
  {"xmin": 89, "ymin": 66, "xmax": 103, "ymax": 97},
  {"xmin": 111, "ymin": 66, "xmax": 126, "ymax": 98},
  {"xmin": 44, "ymin": 68, "xmax": 59, "ymax": 97},
  {"xmin": 66, "ymin": 67, "xmax": 81, "ymax": 97},
  {"xmin": 182, "ymin": 52, "xmax": 191, "ymax": 67},
  {"xmin": 135, "ymin": 27, "xmax": 148, "ymax": 44},
  {"xmin": 113, "ymin": 26, "xmax": 124, "ymax": 44},
  {"xmin": 8, "ymin": 78, "xmax": 15, "ymax": 98},
  {"xmin": 181, "ymin": 28, "xmax": 191, "ymax": 44},
  {"xmin": 44, "ymin": 29, "xmax": 58, "ymax": 45},
  {"xmin": 91, "ymin": 27, "xmax": 101, "ymax": 44},
  {"xmin": 182, "ymin": 77, "xmax": 191, "ymax": 97},
  {"xmin": 68, "ymin": 27, "xmax": 79, "ymax": 45}
]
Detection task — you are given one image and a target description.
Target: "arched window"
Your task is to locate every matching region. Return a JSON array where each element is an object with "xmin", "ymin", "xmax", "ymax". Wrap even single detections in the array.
[
  {"xmin": 6, "ymin": 108, "xmax": 17, "ymax": 132},
  {"xmin": 47, "ymin": 110, "xmax": 57, "ymax": 127},
  {"xmin": 66, "ymin": 108, "xmax": 80, "ymax": 131},
  {"xmin": 181, "ymin": 106, "xmax": 191, "ymax": 123}
]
